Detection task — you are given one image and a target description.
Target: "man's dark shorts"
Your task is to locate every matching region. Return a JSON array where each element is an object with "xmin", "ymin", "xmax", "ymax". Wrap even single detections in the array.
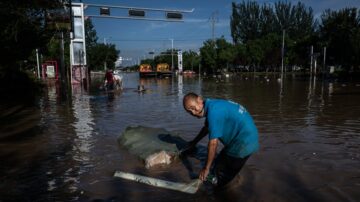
[{"xmin": 214, "ymin": 150, "xmax": 250, "ymax": 188}]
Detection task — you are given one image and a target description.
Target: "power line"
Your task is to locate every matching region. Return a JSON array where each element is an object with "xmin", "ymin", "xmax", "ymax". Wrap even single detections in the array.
[{"xmin": 209, "ymin": 11, "xmax": 219, "ymax": 41}]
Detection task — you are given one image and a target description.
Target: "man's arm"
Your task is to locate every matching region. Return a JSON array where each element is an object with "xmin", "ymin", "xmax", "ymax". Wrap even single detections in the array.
[
  {"xmin": 199, "ymin": 138, "xmax": 218, "ymax": 181},
  {"xmin": 180, "ymin": 126, "xmax": 208, "ymax": 155},
  {"xmin": 190, "ymin": 126, "xmax": 208, "ymax": 146}
]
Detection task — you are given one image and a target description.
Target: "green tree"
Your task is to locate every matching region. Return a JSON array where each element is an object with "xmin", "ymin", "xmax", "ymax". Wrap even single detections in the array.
[
  {"xmin": 320, "ymin": 8, "xmax": 360, "ymax": 71},
  {"xmin": 230, "ymin": 1, "xmax": 315, "ymax": 71},
  {"xmin": 199, "ymin": 38, "xmax": 235, "ymax": 73},
  {"xmin": 246, "ymin": 39, "xmax": 264, "ymax": 71},
  {"xmin": 0, "ymin": 0, "xmax": 65, "ymax": 69},
  {"xmin": 182, "ymin": 50, "xmax": 200, "ymax": 72},
  {"xmin": 88, "ymin": 44, "xmax": 119, "ymax": 71},
  {"xmin": 231, "ymin": 1, "xmax": 261, "ymax": 44},
  {"xmin": 216, "ymin": 37, "xmax": 236, "ymax": 70},
  {"xmin": 84, "ymin": 18, "xmax": 120, "ymax": 71},
  {"xmin": 234, "ymin": 43, "xmax": 248, "ymax": 67},
  {"xmin": 260, "ymin": 4, "xmax": 276, "ymax": 36},
  {"xmin": 200, "ymin": 40, "xmax": 217, "ymax": 73},
  {"xmin": 260, "ymin": 33, "xmax": 282, "ymax": 70},
  {"xmin": 0, "ymin": 0, "xmax": 67, "ymax": 100},
  {"xmin": 85, "ymin": 19, "xmax": 98, "ymax": 49}
]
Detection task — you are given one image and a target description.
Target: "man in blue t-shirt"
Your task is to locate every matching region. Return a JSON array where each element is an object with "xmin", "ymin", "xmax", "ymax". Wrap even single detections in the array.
[{"xmin": 182, "ymin": 92, "xmax": 259, "ymax": 188}]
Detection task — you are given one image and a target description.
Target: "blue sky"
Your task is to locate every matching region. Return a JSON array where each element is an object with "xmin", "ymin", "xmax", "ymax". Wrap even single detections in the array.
[{"xmin": 81, "ymin": 0, "xmax": 360, "ymax": 66}]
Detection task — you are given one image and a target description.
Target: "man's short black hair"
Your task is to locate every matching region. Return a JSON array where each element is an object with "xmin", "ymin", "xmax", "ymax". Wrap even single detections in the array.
[{"xmin": 183, "ymin": 92, "xmax": 199, "ymax": 106}]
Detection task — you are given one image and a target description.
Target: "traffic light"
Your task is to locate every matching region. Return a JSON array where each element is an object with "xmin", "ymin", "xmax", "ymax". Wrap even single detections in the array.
[
  {"xmin": 166, "ymin": 12, "xmax": 182, "ymax": 19},
  {"xmin": 129, "ymin": 9, "xmax": 145, "ymax": 17},
  {"xmin": 100, "ymin": 7, "xmax": 110, "ymax": 15}
]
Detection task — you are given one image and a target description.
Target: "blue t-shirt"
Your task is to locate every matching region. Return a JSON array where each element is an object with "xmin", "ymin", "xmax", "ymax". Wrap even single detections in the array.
[{"xmin": 204, "ymin": 98, "xmax": 259, "ymax": 158}]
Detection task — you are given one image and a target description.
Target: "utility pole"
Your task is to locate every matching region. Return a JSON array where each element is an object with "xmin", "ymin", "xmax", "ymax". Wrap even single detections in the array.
[
  {"xmin": 104, "ymin": 37, "xmax": 108, "ymax": 70},
  {"xmin": 310, "ymin": 46, "xmax": 313, "ymax": 77},
  {"xmin": 60, "ymin": 32, "xmax": 69, "ymax": 99},
  {"xmin": 209, "ymin": 11, "xmax": 218, "ymax": 42},
  {"xmin": 323, "ymin": 47, "xmax": 326, "ymax": 75},
  {"xmin": 281, "ymin": 29, "xmax": 285, "ymax": 79},
  {"xmin": 36, "ymin": 49, "xmax": 41, "ymax": 78},
  {"xmin": 170, "ymin": 38, "xmax": 174, "ymax": 72},
  {"xmin": 60, "ymin": 32, "xmax": 65, "ymax": 79}
]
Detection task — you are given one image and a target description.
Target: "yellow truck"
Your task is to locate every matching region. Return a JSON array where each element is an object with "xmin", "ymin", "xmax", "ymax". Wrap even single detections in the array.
[
  {"xmin": 139, "ymin": 64, "xmax": 156, "ymax": 77},
  {"xmin": 156, "ymin": 63, "xmax": 172, "ymax": 77}
]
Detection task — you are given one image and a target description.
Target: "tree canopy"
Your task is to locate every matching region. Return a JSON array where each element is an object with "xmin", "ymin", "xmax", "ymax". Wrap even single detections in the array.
[
  {"xmin": 225, "ymin": 0, "xmax": 359, "ymax": 73},
  {"xmin": 85, "ymin": 19, "xmax": 119, "ymax": 71},
  {"xmin": 320, "ymin": 8, "xmax": 360, "ymax": 70},
  {"xmin": 0, "ymin": 0, "xmax": 67, "ymax": 69}
]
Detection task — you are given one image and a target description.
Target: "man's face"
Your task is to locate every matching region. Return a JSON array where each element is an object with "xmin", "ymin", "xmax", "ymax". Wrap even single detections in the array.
[{"xmin": 184, "ymin": 97, "xmax": 204, "ymax": 118}]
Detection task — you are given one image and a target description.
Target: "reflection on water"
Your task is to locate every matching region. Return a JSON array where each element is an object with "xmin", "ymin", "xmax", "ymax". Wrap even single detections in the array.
[
  {"xmin": 72, "ymin": 85, "xmax": 95, "ymax": 163},
  {"xmin": 0, "ymin": 73, "xmax": 359, "ymax": 201}
]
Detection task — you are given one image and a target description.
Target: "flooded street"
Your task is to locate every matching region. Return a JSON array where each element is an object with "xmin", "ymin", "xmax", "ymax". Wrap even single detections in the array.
[{"xmin": 0, "ymin": 72, "xmax": 359, "ymax": 201}]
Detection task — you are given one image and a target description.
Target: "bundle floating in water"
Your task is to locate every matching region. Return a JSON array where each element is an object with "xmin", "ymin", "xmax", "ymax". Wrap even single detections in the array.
[{"xmin": 118, "ymin": 126, "xmax": 187, "ymax": 168}]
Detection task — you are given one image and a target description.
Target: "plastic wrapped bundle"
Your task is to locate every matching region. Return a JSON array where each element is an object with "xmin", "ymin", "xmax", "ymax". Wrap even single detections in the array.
[{"xmin": 118, "ymin": 126, "xmax": 187, "ymax": 168}]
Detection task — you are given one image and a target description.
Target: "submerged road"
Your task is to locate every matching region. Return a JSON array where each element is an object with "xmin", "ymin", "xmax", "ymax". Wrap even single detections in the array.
[{"xmin": 0, "ymin": 72, "xmax": 359, "ymax": 201}]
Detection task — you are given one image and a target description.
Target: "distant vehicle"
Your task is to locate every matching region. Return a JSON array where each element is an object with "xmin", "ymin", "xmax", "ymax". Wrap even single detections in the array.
[
  {"xmin": 139, "ymin": 64, "xmax": 156, "ymax": 77},
  {"xmin": 182, "ymin": 70, "xmax": 196, "ymax": 76},
  {"xmin": 156, "ymin": 63, "xmax": 172, "ymax": 77}
]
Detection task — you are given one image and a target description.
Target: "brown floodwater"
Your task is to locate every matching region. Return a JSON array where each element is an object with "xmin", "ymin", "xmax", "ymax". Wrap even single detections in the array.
[{"xmin": 0, "ymin": 73, "xmax": 359, "ymax": 202}]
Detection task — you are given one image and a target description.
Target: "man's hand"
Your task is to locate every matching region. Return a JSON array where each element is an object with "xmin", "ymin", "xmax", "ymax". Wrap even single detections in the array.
[
  {"xmin": 199, "ymin": 167, "xmax": 210, "ymax": 181},
  {"xmin": 199, "ymin": 139, "xmax": 218, "ymax": 181}
]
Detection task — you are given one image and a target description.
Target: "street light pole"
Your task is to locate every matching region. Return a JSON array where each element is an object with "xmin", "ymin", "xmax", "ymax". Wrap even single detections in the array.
[
  {"xmin": 281, "ymin": 29, "xmax": 285, "ymax": 79},
  {"xmin": 170, "ymin": 38, "xmax": 174, "ymax": 72},
  {"xmin": 36, "ymin": 48, "xmax": 41, "ymax": 78},
  {"xmin": 103, "ymin": 37, "xmax": 111, "ymax": 70}
]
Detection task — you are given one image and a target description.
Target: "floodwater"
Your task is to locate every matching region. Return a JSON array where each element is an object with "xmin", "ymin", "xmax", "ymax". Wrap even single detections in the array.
[{"xmin": 0, "ymin": 73, "xmax": 359, "ymax": 202}]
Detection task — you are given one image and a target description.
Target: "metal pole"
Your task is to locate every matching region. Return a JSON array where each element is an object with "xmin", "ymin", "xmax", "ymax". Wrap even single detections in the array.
[
  {"xmin": 281, "ymin": 29, "xmax": 285, "ymax": 78},
  {"xmin": 85, "ymin": 3, "xmax": 195, "ymax": 13},
  {"xmin": 310, "ymin": 46, "xmax": 313, "ymax": 77},
  {"xmin": 36, "ymin": 49, "xmax": 41, "ymax": 78},
  {"xmin": 323, "ymin": 47, "xmax": 326, "ymax": 75},
  {"xmin": 210, "ymin": 11, "xmax": 218, "ymax": 42},
  {"xmin": 199, "ymin": 63, "xmax": 201, "ymax": 76},
  {"xmin": 103, "ymin": 37, "xmax": 109, "ymax": 70},
  {"xmin": 60, "ymin": 32, "xmax": 69, "ymax": 98},
  {"xmin": 79, "ymin": 50, "xmax": 82, "ymax": 86},
  {"xmin": 171, "ymin": 38, "xmax": 174, "ymax": 72},
  {"xmin": 60, "ymin": 32, "xmax": 65, "ymax": 78},
  {"xmin": 69, "ymin": 0, "xmax": 74, "ymax": 40},
  {"xmin": 212, "ymin": 16, "xmax": 215, "ymax": 42}
]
